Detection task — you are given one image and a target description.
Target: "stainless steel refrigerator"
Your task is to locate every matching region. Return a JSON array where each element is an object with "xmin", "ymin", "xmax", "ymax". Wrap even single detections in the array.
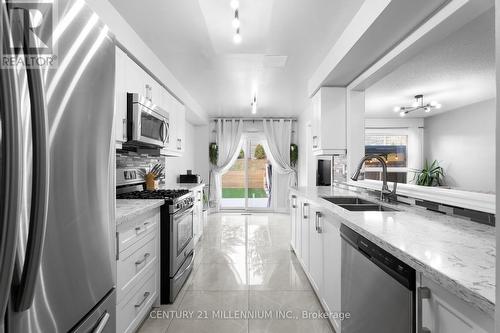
[{"xmin": 0, "ymin": 0, "xmax": 116, "ymax": 332}]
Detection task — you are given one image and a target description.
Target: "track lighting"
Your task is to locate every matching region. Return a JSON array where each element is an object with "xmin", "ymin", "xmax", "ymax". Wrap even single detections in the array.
[{"xmin": 232, "ymin": 10, "xmax": 240, "ymax": 29}]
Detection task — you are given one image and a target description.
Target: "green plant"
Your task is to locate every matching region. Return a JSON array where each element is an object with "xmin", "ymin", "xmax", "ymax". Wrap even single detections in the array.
[
  {"xmin": 238, "ymin": 149, "xmax": 245, "ymax": 159},
  {"xmin": 209, "ymin": 143, "xmax": 218, "ymax": 165},
  {"xmin": 290, "ymin": 144, "xmax": 298, "ymax": 167},
  {"xmin": 412, "ymin": 160, "xmax": 444, "ymax": 186},
  {"xmin": 254, "ymin": 144, "xmax": 266, "ymax": 159}
]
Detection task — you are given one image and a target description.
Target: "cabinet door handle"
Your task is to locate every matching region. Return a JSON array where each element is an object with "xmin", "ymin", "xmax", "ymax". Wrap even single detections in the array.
[
  {"xmin": 291, "ymin": 195, "xmax": 297, "ymax": 208},
  {"xmin": 417, "ymin": 286, "xmax": 431, "ymax": 333},
  {"xmin": 302, "ymin": 203, "xmax": 309, "ymax": 219},
  {"xmin": 135, "ymin": 253, "xmax": 151, "ymax": 266},
  {"xmin": 122, "ymin": 118, "xmax": 127, "ymax": 141},
  {"xmin": 134, "ymin": 291, "xmax": 151, "ymax": 308},
  {"xmin": 312, "ymin": 136, "xmax": 318, "ymax": 149},
  {"xmin": 315, "ymin": 212, "xmax": 322, "ymax": 233},
  {"xmin": 135, "ymin": 226, "xmax": 147, "ymax": 235},
  {"xmin": 145, "ymin": 84, "xmax": 151, "ymax": 101},
  {"xmin": 115, "ymin": 232, "xmax": 120, "ymax": 260}
]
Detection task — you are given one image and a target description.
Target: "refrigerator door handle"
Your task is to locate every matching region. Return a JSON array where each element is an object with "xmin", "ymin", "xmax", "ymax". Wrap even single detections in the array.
[
  {"xmin": 92, "ymin": 311, "xmax": 111, "ymax": 333},
  {"xmin": 14, "ymin": 23, "xmax": 50, "ymax": 312},
  {"xmin": 0, "ymin": 1, "xmax": 23, "ymax": 320}
]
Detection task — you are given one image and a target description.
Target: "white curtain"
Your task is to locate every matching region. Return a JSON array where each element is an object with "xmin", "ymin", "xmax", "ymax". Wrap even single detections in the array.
[
  {"xmin": 263, "ymin": 119, "xmax": 297, "ymax": 211},
  {"xmin": 210, "ymin": 119, "xmax": 243, "ymax": 210}
]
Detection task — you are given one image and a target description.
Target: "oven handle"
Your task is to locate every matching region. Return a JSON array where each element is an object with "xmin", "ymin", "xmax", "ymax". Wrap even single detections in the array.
[
  {"xmin": 173, "ymin": 250, "xmax": 195, "ymax": 281},
  {"xmin": 174, "ymin": 205, "xmax": 194, "ymax": 220}
]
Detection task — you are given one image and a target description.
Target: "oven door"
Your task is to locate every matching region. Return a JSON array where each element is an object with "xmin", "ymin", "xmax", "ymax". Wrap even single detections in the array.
[
  {"xmin": 130, "ymin": 102, "xmax": 169, "ymax": 147},
  {"xmin": 170, "ymin": 205, "xmax": 194, "ymax": 275}
]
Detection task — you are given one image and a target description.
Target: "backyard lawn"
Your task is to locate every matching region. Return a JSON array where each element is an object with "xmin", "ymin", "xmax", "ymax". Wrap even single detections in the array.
[{"xmin": 222, "ymin": 188, "xmax": 268, "ymax": 198}]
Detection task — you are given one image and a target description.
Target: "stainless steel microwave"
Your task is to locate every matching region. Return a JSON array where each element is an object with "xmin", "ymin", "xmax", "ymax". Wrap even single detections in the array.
[{"xmin": 126, "ymin": 93, "xmax": 169, "ymax": 148}]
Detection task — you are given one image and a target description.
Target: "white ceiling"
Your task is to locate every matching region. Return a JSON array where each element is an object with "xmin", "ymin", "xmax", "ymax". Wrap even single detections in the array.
[
  {"xmin": 365, "ymin": 9, "xmax": 495, "ymax": 119},
  {"xmin": 108, "ymin": 0, "xmax": 364, "ymax": 117}
]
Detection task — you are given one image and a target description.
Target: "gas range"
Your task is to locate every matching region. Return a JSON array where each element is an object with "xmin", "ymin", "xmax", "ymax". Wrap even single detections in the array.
[
  {"xmin": 116, "ymin": 168, "xmax": 194, "ymax": 213},
  {"xmin": 117, "ymin": 189, "xmax": 193, "ymax": 212}
]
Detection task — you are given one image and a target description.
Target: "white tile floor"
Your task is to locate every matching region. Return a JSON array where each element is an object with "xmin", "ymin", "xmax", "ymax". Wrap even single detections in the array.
[{"xmin": 138, "ymin": 213, "xmax": 334, "ymax": 333}]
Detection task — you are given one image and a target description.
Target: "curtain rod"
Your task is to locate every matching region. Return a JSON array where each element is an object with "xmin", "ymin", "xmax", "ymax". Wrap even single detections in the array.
[{"xmin": 210, "ymin": 117, "xmax": 297, "ymax": 122}]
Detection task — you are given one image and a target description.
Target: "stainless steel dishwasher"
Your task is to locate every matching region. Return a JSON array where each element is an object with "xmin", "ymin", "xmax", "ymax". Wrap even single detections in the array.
[{"xmin": 340, "ymin": 225, "xmax": 415, "ymax": 333}]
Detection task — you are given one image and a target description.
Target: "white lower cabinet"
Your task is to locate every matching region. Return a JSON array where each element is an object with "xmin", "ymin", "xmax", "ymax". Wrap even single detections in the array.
[
  {"xmin": 290, "ymin": 194, "xmax": 298, "ymax": 251},
  {"xmin": 117, "ymin": 267, "xmax": 158, "ymax": 333},
  {"xmin": 320, "ymin": 210, "xmax": 342, "ymax": 332},
  {"xmin": 299, "ymin": 201, "xmax": 310, "ymax": 270},
  {"xmin": 418, "ymin": 275, "xmax": 493, "ymax": 333},
  {"xmin": 290, "ymin": 197, "xmax": 342, "ymax": 331},
  {"xmin": 116, "ymin": 208, "xmax": 160, "ymax": 333},
  {"xmin": 308, "ymin": 206, "xmax": 342, "ymax": 331},
  {"xmin": 193, "ymin": 186, "xmax": 205, "ymax": 245},
  {"xmin": 308, "ymin": 207, "xmax": 323, "ymax": 293}
]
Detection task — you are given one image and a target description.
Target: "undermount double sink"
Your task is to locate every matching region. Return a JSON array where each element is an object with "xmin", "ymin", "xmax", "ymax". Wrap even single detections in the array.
[{"xmin": 321, "ymin": 196, "xmax": 399, "ymax": 212}]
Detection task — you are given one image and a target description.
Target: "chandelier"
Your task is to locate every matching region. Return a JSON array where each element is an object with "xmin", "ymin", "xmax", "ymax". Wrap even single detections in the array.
[{"xmin": 394, "ymin": 94, "xmax": 442, "ymax": 117}]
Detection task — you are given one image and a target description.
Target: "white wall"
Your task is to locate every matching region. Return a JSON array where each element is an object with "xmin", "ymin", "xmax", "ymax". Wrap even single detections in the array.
[
  {"xmin": 193, "ymin": 125, "xmax": 210, "ymax": 184},
  {"xmin": 424, "ymin": 99, "xmax": 496, "ymax": 193}
]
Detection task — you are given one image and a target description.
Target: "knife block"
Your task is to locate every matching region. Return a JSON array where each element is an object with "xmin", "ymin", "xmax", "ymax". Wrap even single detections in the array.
[{"xmin": 145, "ymin": 174, "xmax": 158, "ymax": 191}]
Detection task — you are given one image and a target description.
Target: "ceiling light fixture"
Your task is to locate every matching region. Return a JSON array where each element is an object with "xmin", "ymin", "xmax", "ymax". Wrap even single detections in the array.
[
  {"xmin": 233, "ymin": 28, "xmax": 242, "ymax": 44},
  {"xmin": 251, "ymin": 95, "xmax": 257, "ymax": 114},
  {"xmin": 232, "ymin": 10, "xmax": 240, "ymax": 29},
  {"xmin": 230, "ymin": 0, "xmax": 239, "ymax": 9},
  {"xmin": 394, "ymin": 94, "xmax": 442, "ymax": 117}
]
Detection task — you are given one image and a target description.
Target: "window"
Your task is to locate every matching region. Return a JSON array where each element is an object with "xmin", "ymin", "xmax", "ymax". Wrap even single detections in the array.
[{"xmin": 364, "ymin": 134, "xmax": 408, "ymax": 183}]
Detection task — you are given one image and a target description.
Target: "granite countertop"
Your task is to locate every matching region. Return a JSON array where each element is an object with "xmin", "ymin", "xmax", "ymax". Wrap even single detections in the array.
[
  {"xmin": 290, "ymin": 186, "xmax": 495, "ymax": 317},
  {"xmin": 116, "ymin": 199, "xmax": 165, "ymax": 225}
]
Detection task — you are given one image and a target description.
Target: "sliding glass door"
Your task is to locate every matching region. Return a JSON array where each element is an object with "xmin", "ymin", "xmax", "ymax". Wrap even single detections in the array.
[{"xmin": 221, "ymin": 136, "xmax": 272, "ymax": 211}]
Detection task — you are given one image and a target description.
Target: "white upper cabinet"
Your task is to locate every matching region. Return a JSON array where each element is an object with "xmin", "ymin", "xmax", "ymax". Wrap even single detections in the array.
[
  {"xmin": 308, "ymin": 206, "xmax": 323, "ymax": 293},
  {"xmin": 160, "ymin": 90, "xmax": 185, "ymax": 157},
  {"xmin": 113, "ymin": 46, "xmax": 186, "ymax": 157},
  {"xmin": 175, "ymin": 101, "xmax": 186, "ymax": 153},
  {"xmin": 311, "ymin": 87, "xmax": 346, "ymax": 156}
]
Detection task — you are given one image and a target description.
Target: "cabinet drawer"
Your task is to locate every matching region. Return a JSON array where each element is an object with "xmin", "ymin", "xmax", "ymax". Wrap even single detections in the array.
[
  {"xmin": 117, "ymin": 210, "xmax": 159, "ymax": 253},
  {"xmin": 117, "ymin": 231, "xmax": 158, "ymax": 302},
  {"xmin": 117, "ymin": 268, "xmax": 157, "ymax": 333}
]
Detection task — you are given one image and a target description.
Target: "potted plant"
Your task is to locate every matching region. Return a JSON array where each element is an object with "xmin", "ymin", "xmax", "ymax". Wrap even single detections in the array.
[
  {"xmin": 209, "ymin": 142, "xmax": 218, "ymax": 166},
  {"xmin": 290, "ymin": 144, "xmax": 298, "ymax": 167},
  {"xmin": 411, "ymin": 160, "xmax": 444, "ymax": 186}
]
